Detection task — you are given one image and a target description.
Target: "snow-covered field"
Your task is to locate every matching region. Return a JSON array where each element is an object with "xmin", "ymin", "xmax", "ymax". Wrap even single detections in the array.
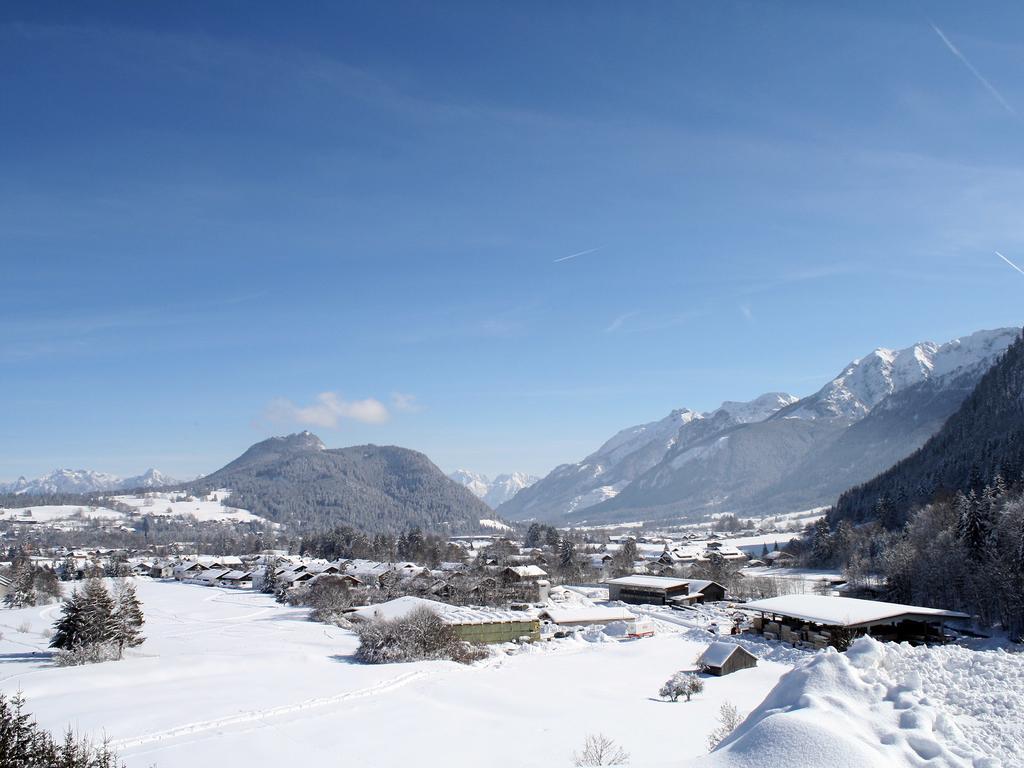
[
  {"xmin": 0, "ymin": 491, "xmax": 267, "ymax": 527},
  {"xmin": 0, "ymin": 580, "xmax": 786, "ymax": 767},
  {"xmin": 109, "ymin": 490, "xmax": 266, "ymax": 524},
  {"xmin": 0, "ymin": 505, "xmax": 124, "ymax": 523},
  {"xmin": 0, "ymin": 580, "xmax": 1019, "ymax": 767}
]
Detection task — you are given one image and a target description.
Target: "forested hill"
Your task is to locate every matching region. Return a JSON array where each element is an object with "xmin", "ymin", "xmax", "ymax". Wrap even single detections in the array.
[
  {"xmin": 830, "ymin": 329, "xmax": 1024, "ymax": 528},
  {"xmin": 190, "ymin": 433, "xmax": 494, "ymax": 534}
]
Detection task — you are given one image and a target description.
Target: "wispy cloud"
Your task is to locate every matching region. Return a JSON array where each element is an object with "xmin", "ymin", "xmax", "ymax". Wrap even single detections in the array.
[
  {"xmin": 739, "ymin": 304, "xmax": 754, "ymax": 321},
  {"xmin": 995, "ymin": 250, "xmax": 1024, "ymax": 276},
  {"xmin": 930, "ymin": 23, "xmax": 1016, "ymax": 117},
  {"xmin": 266, "ymin": 392, "xmax": 390, "ymax": 428},
  {"xmin": 390, "ymin": 392, "xmax": 421, "ymax": 412},
  {"xmin": 605, "ymin": 310, "xmax": 641, "ymax": 333},
  {"xmin": 554, "ymin": 246, "xmax": 602, "ymax": 263}
]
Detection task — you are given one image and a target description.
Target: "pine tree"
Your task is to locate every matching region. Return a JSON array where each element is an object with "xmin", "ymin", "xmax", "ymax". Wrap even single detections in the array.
[
  {"xmin": 558, "ymin": 538, "xmax": 579, "ymax": 580},
  {"xmin": 259, "ymin": 557, "xmax": 278, "ymax": 594},
  {"xmin": 4, "ymin": 561, "xmax": 37, "ymax": 609},
  {"xmin": 111, "ymin": 582, "xmax": 145, "ymax": 658},
  {"xmin": 77, "ymin": 579, "xmax": 116, "ymax": 647},
  {"xmin": 956, "ymin": 491, "xmax": 985, "ymax": 560},
  {"xmin": 50, "ymin": 590, "xmax": 86, "ymax": 650}
]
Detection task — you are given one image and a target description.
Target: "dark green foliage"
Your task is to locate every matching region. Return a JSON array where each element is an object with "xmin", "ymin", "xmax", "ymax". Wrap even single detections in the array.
[
  {"xmin": 50, "ymin": 579, "xmax": 144, "ymax": 662},
  {"xmin": 0, "ymin": 691, "xmax": 124, "ymax": 768},
  {"xmin": 301, "ymin": 524, "xmax": 464, "ymax": 564}
]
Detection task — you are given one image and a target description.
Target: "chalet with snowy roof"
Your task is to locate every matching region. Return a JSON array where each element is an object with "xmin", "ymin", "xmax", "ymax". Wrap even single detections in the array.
[
  {"xmin": 742, "ymin": 595, "xmax": 969, "ymax": 648},
  {"xmin": 698, "ymin": 641, "xmax": 758, "ymax": 676},
  {"xmin": 220, "ymin": 570, "xmax": 254, "ymax": 589}
]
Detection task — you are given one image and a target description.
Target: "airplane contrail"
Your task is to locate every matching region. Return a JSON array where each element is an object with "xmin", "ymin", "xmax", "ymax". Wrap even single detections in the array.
[
  {"xmin": 554, "ymin": 246, "xmax": 602, "ymax": 263},
  {"xmin": 995, "ymin": 251, "xmax": 1024, "ymax": 276},
  {"xmin": 930, "ymin": 23, "xmax": 1016, "ymax": 117}
]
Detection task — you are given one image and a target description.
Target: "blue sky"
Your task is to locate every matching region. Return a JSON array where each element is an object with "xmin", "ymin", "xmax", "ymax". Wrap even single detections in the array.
[{"xmin": 2, "ymin": 1, "xmax": 1024, "ymax": 481}]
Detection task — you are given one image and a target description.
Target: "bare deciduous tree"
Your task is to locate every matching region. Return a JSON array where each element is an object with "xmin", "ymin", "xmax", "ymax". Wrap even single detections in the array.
[{"xmin": 573, "ymin": 734, "xmax": 630, "ymax": 766}]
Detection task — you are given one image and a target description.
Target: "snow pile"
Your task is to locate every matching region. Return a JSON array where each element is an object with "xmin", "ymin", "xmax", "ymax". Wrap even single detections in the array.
[{"xmin": 695, "ymin": 636, "xmax": 1007, "ymax": 768}]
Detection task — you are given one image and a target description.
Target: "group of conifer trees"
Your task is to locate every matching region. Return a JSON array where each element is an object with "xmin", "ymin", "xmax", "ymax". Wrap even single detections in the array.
[{"xmin": 49, "ymin": 579, "xmax": 145, "ymax": 665}]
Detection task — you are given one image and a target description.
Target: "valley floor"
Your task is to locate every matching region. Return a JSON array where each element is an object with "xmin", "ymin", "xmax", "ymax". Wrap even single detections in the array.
[
  {"xmin": 0, "ymin": 580, "xmax": 1019, "ymax": 767},
  {"xmin": 0, "ymin": 580, "xmax": 787, "ymax": 767}
]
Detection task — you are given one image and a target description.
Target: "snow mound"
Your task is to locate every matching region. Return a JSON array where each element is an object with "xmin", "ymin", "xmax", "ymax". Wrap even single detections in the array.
[{"xmin": 695, "ymin": 636, "xmax": 1005, "ymax": 768}]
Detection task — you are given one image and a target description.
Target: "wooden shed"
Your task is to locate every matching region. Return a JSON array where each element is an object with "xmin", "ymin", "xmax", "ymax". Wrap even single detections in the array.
[{"xmin": 698, "ymin": 641, "xmax": 758, "ymax": 676}]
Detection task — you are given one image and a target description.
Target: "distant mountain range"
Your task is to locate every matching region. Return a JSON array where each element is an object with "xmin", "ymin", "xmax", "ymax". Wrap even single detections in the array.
[
  {"xmin": 448, "ymin": 470, "xmax": 539, "ymax": 508},
  {"xmin": 187, "ymin": 431, "xmax": 495, "ymax": 534},
  {"xmin": 498, "ymin": 327, "xmax": 1020, "ymax": 525},
  {"xmin": 1, "ymin": 467, "xmax": 178, "ymax": 495}
]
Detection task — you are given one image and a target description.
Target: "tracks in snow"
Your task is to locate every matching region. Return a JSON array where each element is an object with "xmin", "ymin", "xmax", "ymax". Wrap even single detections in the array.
[{"xmin": 110, "ymin": 670, "xmax": 426, "ymax": 751}]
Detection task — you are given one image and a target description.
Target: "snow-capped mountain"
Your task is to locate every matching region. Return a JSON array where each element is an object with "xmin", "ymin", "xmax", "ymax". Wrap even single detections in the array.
[
  {"xmin": 775, "ymin": 328, "xmax": 1019, "ymax": 421},
  {"xmin": 570, "ymin": 327, "xmax": 1020, "ymax": 524},
  {"xmin": 496, "ymin": 393, "xmax": 796, "ymax": 521},
  {"xmin": 449, "ymin": 470, "xmax": 539, "ymax": 508},
  {"xmin": 1, "ymin": 467, "xmax": 179, "ymax": 495},
  {"xmin": 502, "ymin": 328, "xmax": 1019, "ymax": 525}
]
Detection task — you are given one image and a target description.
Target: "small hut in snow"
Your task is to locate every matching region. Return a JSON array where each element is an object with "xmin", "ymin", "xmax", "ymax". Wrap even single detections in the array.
[{"xmin": 698, "ymin": 641, "xmax": 758, "ymax": 676}]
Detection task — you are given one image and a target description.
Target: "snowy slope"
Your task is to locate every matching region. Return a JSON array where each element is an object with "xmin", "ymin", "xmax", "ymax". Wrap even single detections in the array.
[
  {"xmin": 0, "ymin": 491, "xmax": 267, "ymax": 526},
  {"xmin": 776, "ymin": 328, "xmax": 1018, "ymax": 421},
  {"xmin": 499, "ymin": 395, "xmax": 796, "ymax": 521},
  {"xmin": 577, "ymin": 328, "xmax": 1020, "ymax": 524},
  {"xmin": 2, "ymin": 467, "xmax": 179, "ymax": 495}
]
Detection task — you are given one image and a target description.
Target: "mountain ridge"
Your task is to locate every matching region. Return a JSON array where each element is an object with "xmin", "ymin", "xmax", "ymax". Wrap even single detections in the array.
[
  {"xmin": 188, "ymin": 433, "xmax": 494, "ymax": 534},
  {"xmin": 1, "ymin": 467, "xmax": 179, "ymax": 495},
  {"xmin": 502, "ymin": 327, "xmax": 1019, "ymax": 524}
]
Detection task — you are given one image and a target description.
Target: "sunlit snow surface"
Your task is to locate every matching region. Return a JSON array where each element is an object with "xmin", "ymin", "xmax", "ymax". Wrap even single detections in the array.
[{"xmin": 0, "ymin": 580, "xmax": 1018, "ymax": 767}]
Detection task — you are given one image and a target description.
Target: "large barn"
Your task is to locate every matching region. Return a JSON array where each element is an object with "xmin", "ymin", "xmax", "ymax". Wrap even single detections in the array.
[{"xmin": 742, "ymin": 595, "xmax": 969, "ymax": 648}]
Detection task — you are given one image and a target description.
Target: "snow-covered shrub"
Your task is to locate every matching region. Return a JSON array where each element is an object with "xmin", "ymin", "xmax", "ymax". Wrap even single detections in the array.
[
  {"xmin": 659, "ymin": 671, "xmax": 704, "ymax": 702},
  {"xmin": 17, "ymin": 621, "xmax": 31, "ymax": 634},
  {"xmin": 707, "ymin": 701, "xmax": 744, "ymax": 750},
  {"xmin": 354, "ymin": 607, "xmax": 486, "ymax": 665},
  {"xmin": 54, "ymin": 641, "xmax": 121, "ymax": 667},
  {"xmin": 572, "ymin": 733, "xmax": 630, "ymax": 766},
  {"xmin": 307, "ymin": 577, "xmax": 353, "ymax": 624}
]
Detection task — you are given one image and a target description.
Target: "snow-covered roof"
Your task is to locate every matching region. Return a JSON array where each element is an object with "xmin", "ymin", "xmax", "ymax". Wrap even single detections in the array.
[
  {"xmin": 605, "ymin": 575, "xmax": 690, "ymax": 590},
  {"xmin": 540, "ymin": 606, "xmax": 635, "ymax": 625},
  {"xmin": 505, "ymin": 565, "xmax": 548, "ymax": 578},
  {"xmin": 742, "ymin": 595, "xmax": 969, "ymax": 628},
  {"xmin": 685, "ymin": 580, "xmax": 724, "ymax": 596},
  {"xmin": 348, "ymin": 596, "xmax": 534, "ymax": 626},
  {"xmin": 699, "ymin": 641, "xmax": 754, "ymax": 668}
]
